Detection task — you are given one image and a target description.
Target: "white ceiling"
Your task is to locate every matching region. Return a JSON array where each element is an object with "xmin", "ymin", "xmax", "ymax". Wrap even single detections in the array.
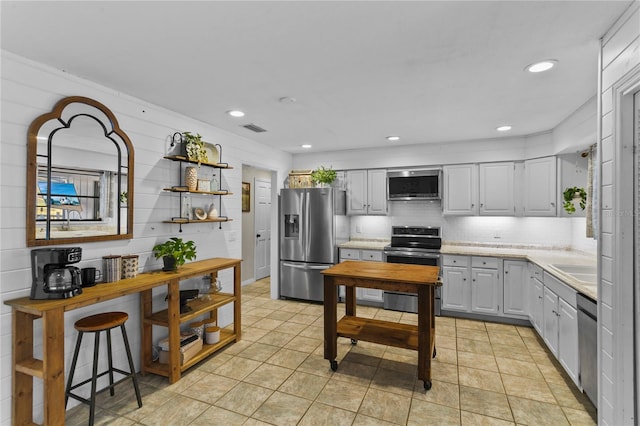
[{"xmin": 1, "ymin": 1, "xmax": 632, "ymax": 154}]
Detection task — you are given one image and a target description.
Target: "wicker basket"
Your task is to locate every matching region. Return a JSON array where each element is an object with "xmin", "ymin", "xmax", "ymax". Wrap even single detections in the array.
[{"xmin": 288, "ymin": 170, "xmax": 313, "ymax": 188}]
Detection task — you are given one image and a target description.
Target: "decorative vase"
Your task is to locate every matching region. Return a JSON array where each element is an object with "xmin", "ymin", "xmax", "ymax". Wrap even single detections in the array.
[
  {"xmin": 162, "ymin": 255, "xmax": 177, "ymax": 272},
  {"xmin": 185, "ymin": 167, "xmax": 198, "ymax": 192},
  {"xmin": 207, "ymin": 204, "xmax": 218, "ymax": 219}
]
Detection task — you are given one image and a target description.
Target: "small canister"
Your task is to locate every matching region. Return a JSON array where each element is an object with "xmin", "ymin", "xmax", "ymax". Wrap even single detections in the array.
[
  {"xmin": 102, "ymin": 255, "xmax": 122, "ymax": 283},
  {"xmin": 121, "ymin": 255, "xmax": 139, "ymax": 279},
  {"xmin": 189, "ymin": 321, "xmax": 204, "ymax": 340},
  {"xmin": 205, "ymin": 326, "xmax": 220, "ymax": 345},
  {"xmin": 202, "ymin": 318, "xmax": 217, "ymax": 329}
]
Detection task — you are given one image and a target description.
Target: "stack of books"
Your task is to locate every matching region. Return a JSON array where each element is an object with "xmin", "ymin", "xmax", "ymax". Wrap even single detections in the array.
[{"xmin": 158, "ymin": 332, "xmax": 203, "ymax": 365}]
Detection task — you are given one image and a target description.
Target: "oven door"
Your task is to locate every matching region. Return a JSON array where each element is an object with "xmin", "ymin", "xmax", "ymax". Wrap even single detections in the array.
[{"xmin": 382, "ymin": 250, "xmax": 441, "ymax": 315}]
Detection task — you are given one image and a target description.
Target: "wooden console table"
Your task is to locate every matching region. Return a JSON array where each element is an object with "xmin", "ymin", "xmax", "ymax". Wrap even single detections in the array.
[
  {"xmin": 5, "ymin": 257, "xmax": 241, "ymax": 426},
  {"xmin": 322, "ymin": 260, "xmax": 440, "ymax": 390}
]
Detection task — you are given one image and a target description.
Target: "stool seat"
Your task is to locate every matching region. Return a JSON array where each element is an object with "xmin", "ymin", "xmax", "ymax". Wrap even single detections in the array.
[
  {"xmin": 75, "ymin": 311, "xmax": 128, "ymax": 332},
  {"xmin": 66, "ymin": 311, "xmax": 142, "ymax": 425}
]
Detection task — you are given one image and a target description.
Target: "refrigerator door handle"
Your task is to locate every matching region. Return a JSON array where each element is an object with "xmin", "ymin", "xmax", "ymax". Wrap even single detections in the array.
[
  {"xmin": 281, "ymin": 262, "xmax": 332, "ymax": 271},
  {"xmin": 303, "ymin": 190, "xmax": 311, "ymax": 258}
]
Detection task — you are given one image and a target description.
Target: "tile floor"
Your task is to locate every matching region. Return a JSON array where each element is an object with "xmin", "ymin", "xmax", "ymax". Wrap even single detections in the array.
[{"xmin": 66, "ymin": 277, "xmax": 596, "ymax": 425}]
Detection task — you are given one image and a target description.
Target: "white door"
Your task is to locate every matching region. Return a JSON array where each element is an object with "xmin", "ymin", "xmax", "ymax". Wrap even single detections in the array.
[
  {"xmin": 479, "ymin": 162, "xmax": 515, "ymax": 215},
  {"xmin": 531, "ymin": 276, "xmax": 544, "ymax": 335},
  {"xmin": 366, "ymin": 169, "xmax": 388, "ymax": 215},
  {"xmin": 543, "ymin": 287, "xmax": 559, "ymax": 357},
  {"xmin": 503, "ymin": 260, "xmax": 528, "ymax": 317},
  {"xmin": 523, "ymin": 157, "xmax": 557, "ymax": 216},
  {"xmin": 254, "ymin": 178, "xmax": 271, "ymax": 280},
  {"xmin": 346, "ymin": 170, "xmax": 367, "ymax": 215},
  {"xmin": 471, "ymin": 268, "xmax": 500, "ymax": 314},
  {"xmin": 443, "ymin": 164, "xmax": 479, "ymax": 215},
  {"xmin": 441, "ymin": 266, "xmax": 470, "ymax": 311},
  {"xmin": 558, "ymin": 298, "xmax": 580, "ymax": 386}
]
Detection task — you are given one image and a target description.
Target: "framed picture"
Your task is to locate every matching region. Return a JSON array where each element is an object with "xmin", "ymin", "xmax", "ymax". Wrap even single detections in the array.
[{"xmin": 242, "ymin": 182, "xmax": 250, "ymax": 212}]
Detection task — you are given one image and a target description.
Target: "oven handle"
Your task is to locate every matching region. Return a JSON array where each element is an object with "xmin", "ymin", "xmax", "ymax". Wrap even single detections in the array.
[{"xmin": 383, "ymin": 251, "xmax": 441, "ymax": 259}]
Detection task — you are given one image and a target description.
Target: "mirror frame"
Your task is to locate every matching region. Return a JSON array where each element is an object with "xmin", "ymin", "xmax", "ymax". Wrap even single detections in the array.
[{"xmin": 26, "ymin": 96, "xmax": 135, "ymax": 246}]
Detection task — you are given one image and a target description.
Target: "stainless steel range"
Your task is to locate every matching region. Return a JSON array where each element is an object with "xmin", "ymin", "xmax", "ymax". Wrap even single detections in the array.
[{"xmin": 383, "ymin": 226, "xmax": 442, "ymax": 315}]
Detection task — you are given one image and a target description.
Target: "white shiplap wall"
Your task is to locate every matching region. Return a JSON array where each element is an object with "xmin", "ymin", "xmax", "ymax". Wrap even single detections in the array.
[
  {"xmin": 598, "ymin": 2, "xmax": 640, "ymax": 425},
  {"xmin": 0, "ymin": 51, "xmax": 292, "ymax": 424}
]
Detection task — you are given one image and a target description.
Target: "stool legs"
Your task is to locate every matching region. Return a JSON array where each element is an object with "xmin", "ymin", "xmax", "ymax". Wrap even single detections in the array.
[
  {"xmin": 89, "ymin": 332, "xmax": 100, "ymax": 426},
  {"xmin": 65, "ymin": 331, "xmax": 84, "ymax": 407},
  {"xmin": 106, "ymin": 329, "xmax": 115, "ymax": 397},
  {"xmin": 121, "ymin": 324, "xmax": 143, "ymax": 408}
]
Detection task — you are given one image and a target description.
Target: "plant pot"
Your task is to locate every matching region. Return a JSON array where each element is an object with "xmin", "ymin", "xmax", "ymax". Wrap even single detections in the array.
[
  {"xmin": 185, "ymin": 167, "xmax": 198, "ymax": 192},
  {"xmin": 162, "ymin": 255, "xmax": 177, "ymax": 272}
]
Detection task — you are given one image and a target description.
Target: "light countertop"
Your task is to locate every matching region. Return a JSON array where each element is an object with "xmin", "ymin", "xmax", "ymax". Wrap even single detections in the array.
[{"xmin": 338, "ymin": 239, "xmax": 597, "ymax": 300}]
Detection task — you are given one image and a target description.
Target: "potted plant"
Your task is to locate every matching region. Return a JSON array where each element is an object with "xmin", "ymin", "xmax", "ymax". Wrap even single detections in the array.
[
  {"xmin": 183, "ymin": 132, "xmax": 208, "ymax": 164},
  {"xmin": 310, "ymin": 166, "xmax": 337, "ymax": 187},
  {"xmin": 562, "ymin": 186, "xmax": 587, "ymax": 214},
  {"xmin": 153, "ymin": 237, "xmax": 197, "ymax": 271}
]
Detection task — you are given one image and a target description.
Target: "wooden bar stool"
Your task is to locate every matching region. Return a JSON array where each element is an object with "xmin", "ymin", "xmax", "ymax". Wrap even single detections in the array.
[{"xmin": 65, "ymin": 311, "xmax": 142, "ymax": 425}]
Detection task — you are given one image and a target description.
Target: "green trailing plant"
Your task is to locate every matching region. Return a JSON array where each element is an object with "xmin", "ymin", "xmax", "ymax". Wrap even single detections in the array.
[
  {"xmin": 562, "ymin": 186, "xmax": 587, "ymax": 214},
  {"xmin": 152, "ymin": 237, "xmax": 197, "ymax": 269},
  {"xmin": 310, "ymin": 166, "xmax": 337, "ymax": 185},
  {"xmin": 183, "ymin": 131, "xmax": 208, "ymax": 164}
]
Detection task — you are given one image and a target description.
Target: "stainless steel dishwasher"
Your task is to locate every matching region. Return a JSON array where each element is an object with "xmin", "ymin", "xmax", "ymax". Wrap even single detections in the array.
[{"xmin": 577, "ymin": 293, "xmax": 597, "ymax": 408}]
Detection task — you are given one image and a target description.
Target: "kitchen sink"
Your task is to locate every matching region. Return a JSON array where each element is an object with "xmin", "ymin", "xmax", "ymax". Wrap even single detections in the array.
[{"xmin": 548, "ymin": 264, "xmax": 597, "ymax": 284}]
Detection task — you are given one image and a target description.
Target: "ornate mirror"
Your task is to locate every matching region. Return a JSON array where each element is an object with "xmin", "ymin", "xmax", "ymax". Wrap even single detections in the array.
[{"xmin": 27, "ymin": 96, "xmax": 134, "ymax": 246}]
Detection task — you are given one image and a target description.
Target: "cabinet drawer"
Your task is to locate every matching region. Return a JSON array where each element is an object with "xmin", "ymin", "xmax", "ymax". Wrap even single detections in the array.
[
  {"xmin": 543, "ymin": 271, "xmax": 577, "ymax": 308},
  {"xmin": 529, "ymin": 263, "xmax": 543, "ymax": 281},
  {"xmin": 472, "ymin": 256, "xmax": 498, "ymax": 269},
  {"xmin": 340, "ymin": 248, "xmax": 360, "ymax": 260},
  {"xmin": 360, "ymin": 250, "xmax": 382, "ymax": 262},
  {"xmin": 442, "ymin": 255, "xmax": 469, "ymax": 267}
]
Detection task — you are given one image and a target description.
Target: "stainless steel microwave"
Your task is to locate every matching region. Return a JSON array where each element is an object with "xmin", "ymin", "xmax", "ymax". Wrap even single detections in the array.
[{"xmin": 387, "ymin": 169, "xmax": 441, "ymax": 200}]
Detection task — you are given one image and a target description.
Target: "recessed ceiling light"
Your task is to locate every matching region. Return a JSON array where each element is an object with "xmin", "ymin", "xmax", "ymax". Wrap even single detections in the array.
[
  {"xmin": 227, "ymin": 110, "xmax": 245, "ymax": 117},
  {"xmin": 496, "ymin": 125, "xmax": 512, "ymax": 132},
  {"xmin": 386, "ymin": 136, "xmax": 400, "ymax": 141},
  {"xmin": 525, "ymin": 60, "xmax": 557, "ymax": 73},
  {"xmin": 301, "ymin": 144, "xmax": 312, "ymax": 149}
]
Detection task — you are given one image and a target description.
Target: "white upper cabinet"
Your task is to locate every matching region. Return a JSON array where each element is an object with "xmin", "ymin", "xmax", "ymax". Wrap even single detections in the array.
[
  {"xmin": 346, "ymin": 169, "xmax": 387, "ymax": 215},
  {"xmin": 523, "ymin": 157, "xmax": 557, "ymax": 216},
  {"xmin": 443, "ymin": 164, "xmax": 478, "ymax": 215},
  {"xmin": 479, "ymin": 162, "xmax": 515, "ymax": 215}
]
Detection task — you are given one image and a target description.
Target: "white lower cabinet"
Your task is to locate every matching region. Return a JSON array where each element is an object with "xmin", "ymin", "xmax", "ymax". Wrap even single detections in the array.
[
  {"xmin": 530, "ymin": 271, "xmax": 544, "ymax": 336},
  {"xmin": 442, "ymin": 255, "xmax": 500, "ymax": 315},
  {"xmin": 542, "ymin": 287, "xmax": 560, "ymax": 356},
  {"xmin": 503, "ymin": 260, "xmax": 528, "ymax": 318},
  {"xmin": 441, "ymin": 265, "xmax": 470, "ymax": 311},
  {"xmin": 339, "ymin": 248, "xmax": 383, "ymax": 303},
  {"xmin": 471, "ymin": 267, "xmax": 499, "ymax": 314}
]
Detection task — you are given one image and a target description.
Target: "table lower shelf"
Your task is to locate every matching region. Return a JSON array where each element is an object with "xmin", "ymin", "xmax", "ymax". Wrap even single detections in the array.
[
  {"xmin": 143, "ymin": 329, "xmax": 236, "ymax": 377},
  {"xmin": 337, "ymin": 315, "xmax": 421, "ymax": 350}
]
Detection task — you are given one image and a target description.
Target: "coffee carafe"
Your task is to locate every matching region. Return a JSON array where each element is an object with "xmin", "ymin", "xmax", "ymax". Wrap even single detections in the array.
[{"xmin": 30, "ymin": 247, "xmax": 83, "ymax": 300}]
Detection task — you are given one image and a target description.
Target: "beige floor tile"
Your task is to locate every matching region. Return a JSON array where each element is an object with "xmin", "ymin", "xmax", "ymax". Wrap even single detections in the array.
[
  {"xmin": 217, "ymin": 339, "xmax": 253, "ymax": 355},
  {"xmin": 245, "ymin": 307, "xmax": 275, "ymax": 318},
  {"xmin": 352, "ymin": 413, "xmax": 398, "ymax": 425},
  {"xmin": 488, "ymin": 333, "xmax": 526, "ymax": 349},
  {"xmin": 378, "ymin": 357, "xmax": 421, "ymax": 376},
  {"xmin": 359, "ymin": 387, "xmax": 412, "ymax": 424},
  {"xmin": 213, "ymin": 355, "xmax": 262, "ymax": 380},
  {"xmin": 241, "ymin": 313, "xmax": 262, "ymax": 327},
  {"xmin": 256, "ymin": 330, "xmax": 295, "ymax": 347},
  {"xmin": 299, "ymin": 324, "xmax": 324, "ymax": 339},
  {"xmin": 66, "ymin": 406, "xmax": 136, "ymax": 426},
  {"xmin": 459, "ymin": 385, "xmax": 513, "ymax": 422},
  {"xmin": 457, "ymin": 351, "xmax": 499, "ymax": 372},
  {"xmin": 484, "ymin": 322, "xmax": 520, "ymax": 335},
  {"xmin": 501, "ymin": 373, "xmax": 556, "ymax": 404},
  {"xmin": 433, "ymin": 346, "xmax": 458, "ymax": 365},
  {"xmin": 316, "ymin": 379, "xmax": 368, "ymax": 412},
  {"xmin": 538, "ymin": 362, "xmax": 570, "ymax": 384},
  {"xmin": 548, "ymin": 381, "xmax": 596, "ymax": 412},
  {"xmin": 516, "ymin": 325, "xmax": 538, "ymax": 338},
  {"xmin": 457, "ymin": 327, "xmax": 490, "ymax": 342},
  {"xmin": 289, "ymin": 312, "xmax": 321, "ymax": 325},
  {"xmin": 278, "ymin": 370, "xmax": 330, "ymax": 400},
  {"xmin": 491, "ymin": 343, "xmax": 534, "ymax": 362},
  {"xmin": 342, "ymin": 350, "xmax": 382, "ymax": 368},
  {"xmin": 189, "ymin": 405, "xmax": 248, "ymax": 425},
  {"xmin": 298, "ymin": 401, "xmax": 356, "ymax": 425},
  {"xmin": 96, "ymin": 383, "xmax": 173, "ymax": 418},
  {"xmin": 408, "ymin": 399, "xmax": 461, "ymax": 426},
  {"xmin": 243, "ymin": 363, "xmax": 294, "ymax": 389},
  {"xmin": 437, "ymin": 324, "xmax": 457, "ymax": 337},
  {"xmin": 495, "ymin": 357, "xmax": 544, "ymax": 380},
  {"xmin": 284, "ymin": 335, "xmax": 323, "ymax": 353},
  {"xmin": 460, "ymin": 410, "xmax": 515, "ymax": 426},
  {"xmin": 134, "ymin": 393, "xmax": 209, "ymax": 425},
  {"xmin": 214, "ymin": 382, "xmax": 273, "ymax": 416},
  {"xmin": 240, "ymin": 326, "xmax": 270, "ymax": 342},
  {"xmin": 437, "ymin": 334, "xmax": 458, "ymax": 350},
  {"xmin": 412, "ymin": 379, "xmax": 460, "ymax": 409},
  {"xmin": 276, "ymin": 320, "xmax": 308, "ymax": 335},
  {"xmin": 431, "ymin": 359, "xmax": 460, "ymax": 384},
  {"xmin": 252, "ymin": 317, "xmax": 285, "ymax": 331},
  {"xmin": 266, "ymin": 310, "xmax": 296, "ymax": 321},
  {"xmin": 457, "ymin": 337, "xmax": 493, "ymax": 355},
  {"xmin": 370, "ymin": 366, "xmax": 417, "ymax": 396},
  {"xmin": 458, "ymin": 366, "xmax": 505, "ymax": 393},
  {"xmin": 508, "ymin": 395, "xmax": 570, "ymax": 425},
  {"xmin": 297, "ymin": 354, "xmax": 337, "ymax": 378},
  {"xmin": 266, "ymin": 347, "xmax": 310, "ymax": 370},
  {"xmin": 562, "ymin": 406, "xmax": 597, "ymax": 425},
  {"xmin": 437, "ymin": 316, "xmax": 457, "ymax": 327},
  {"xmin": 252, "ymin": 391, "xmax": 312, "ymax": 425},
  {"xmin": 178, "ymin": 372, "xmax": 239, "ymax": 404},
  {"xmin": 277, "ymin": 302, "xmax": 307, "ymax": 313},
  {"xmin": 332, "ymin": 359, "xmax": 377, "ymax": 386},
  {"xmin": 456, "ymin": 318, "xmax": 487, "ymax": 331},
  {"xmin": 237, "ymin": 341, "xmax": 280, "ymax": 362}
]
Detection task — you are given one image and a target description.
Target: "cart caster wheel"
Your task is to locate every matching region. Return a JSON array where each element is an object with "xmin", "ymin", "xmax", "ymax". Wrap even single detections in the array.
[
  {"xmin": 424, "ymin": 380, "xmax": 432, "ymax": 391},
  {"xmin": 350, "ymin": 338, "xmax": 358, "ymax": 345},
  {"xmin": 432, "ymin": 347, "xmax": 437, "ymax": 358},
  {"xmin": 330, "ymin": 360, "xmax": 338, "ymax": 371}
]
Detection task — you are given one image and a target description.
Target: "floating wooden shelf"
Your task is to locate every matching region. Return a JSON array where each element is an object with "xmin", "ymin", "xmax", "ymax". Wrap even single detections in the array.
[
  {"xmin": 163, "ymin": 155, "xmax": 233, "ymax": 169},
  {"xmin": 144, "ymin": 293, "xmax": 235, "ymax": 326},
  {"xmin": 163, "ymin": 187, "xmax": 233, "ymax": 196},
  {"xmin": 163, "ymin": 217, "xmax": 232, "ymax": 224}
]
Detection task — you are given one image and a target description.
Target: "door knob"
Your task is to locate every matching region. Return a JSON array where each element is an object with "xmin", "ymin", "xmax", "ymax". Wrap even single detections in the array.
[{"xmin": 256, "ymin": 234, "xmax": 261, "ymax": 238}]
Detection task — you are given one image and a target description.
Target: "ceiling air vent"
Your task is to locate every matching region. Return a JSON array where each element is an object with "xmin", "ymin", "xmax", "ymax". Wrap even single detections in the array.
[{"xmin": 242, "ymin": 123, "xmax": 267, "ymax": 133}]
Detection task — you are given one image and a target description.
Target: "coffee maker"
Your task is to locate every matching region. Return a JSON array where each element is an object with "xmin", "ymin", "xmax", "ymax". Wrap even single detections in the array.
[{"xmin": 30, "ymin": 247, "xmax": 83, "ymax": 300}]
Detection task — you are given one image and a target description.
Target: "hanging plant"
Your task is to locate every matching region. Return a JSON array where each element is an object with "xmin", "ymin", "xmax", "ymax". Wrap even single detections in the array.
[
  {"xmin": 562, "ymin": 186, "xmax": 587, "ymax": 214},
  {"xmin": 183, "ymin": 131, "xmax": 208, "ymax": 165},
  {"xmin": 310, "ymin": 166, "xmax": 337, "ymax": 186}
]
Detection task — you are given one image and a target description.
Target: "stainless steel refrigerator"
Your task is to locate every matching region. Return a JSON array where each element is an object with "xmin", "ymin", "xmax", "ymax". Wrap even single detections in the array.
[{"xmin": 279, "ymin": 188, "xmax": 348, "ymax": 302}]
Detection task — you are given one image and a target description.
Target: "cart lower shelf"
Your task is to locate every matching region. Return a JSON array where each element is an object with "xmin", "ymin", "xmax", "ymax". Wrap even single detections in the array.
[{"xmin": 337, "ymin": 315, "xmax": 428, "ymax": 350}]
